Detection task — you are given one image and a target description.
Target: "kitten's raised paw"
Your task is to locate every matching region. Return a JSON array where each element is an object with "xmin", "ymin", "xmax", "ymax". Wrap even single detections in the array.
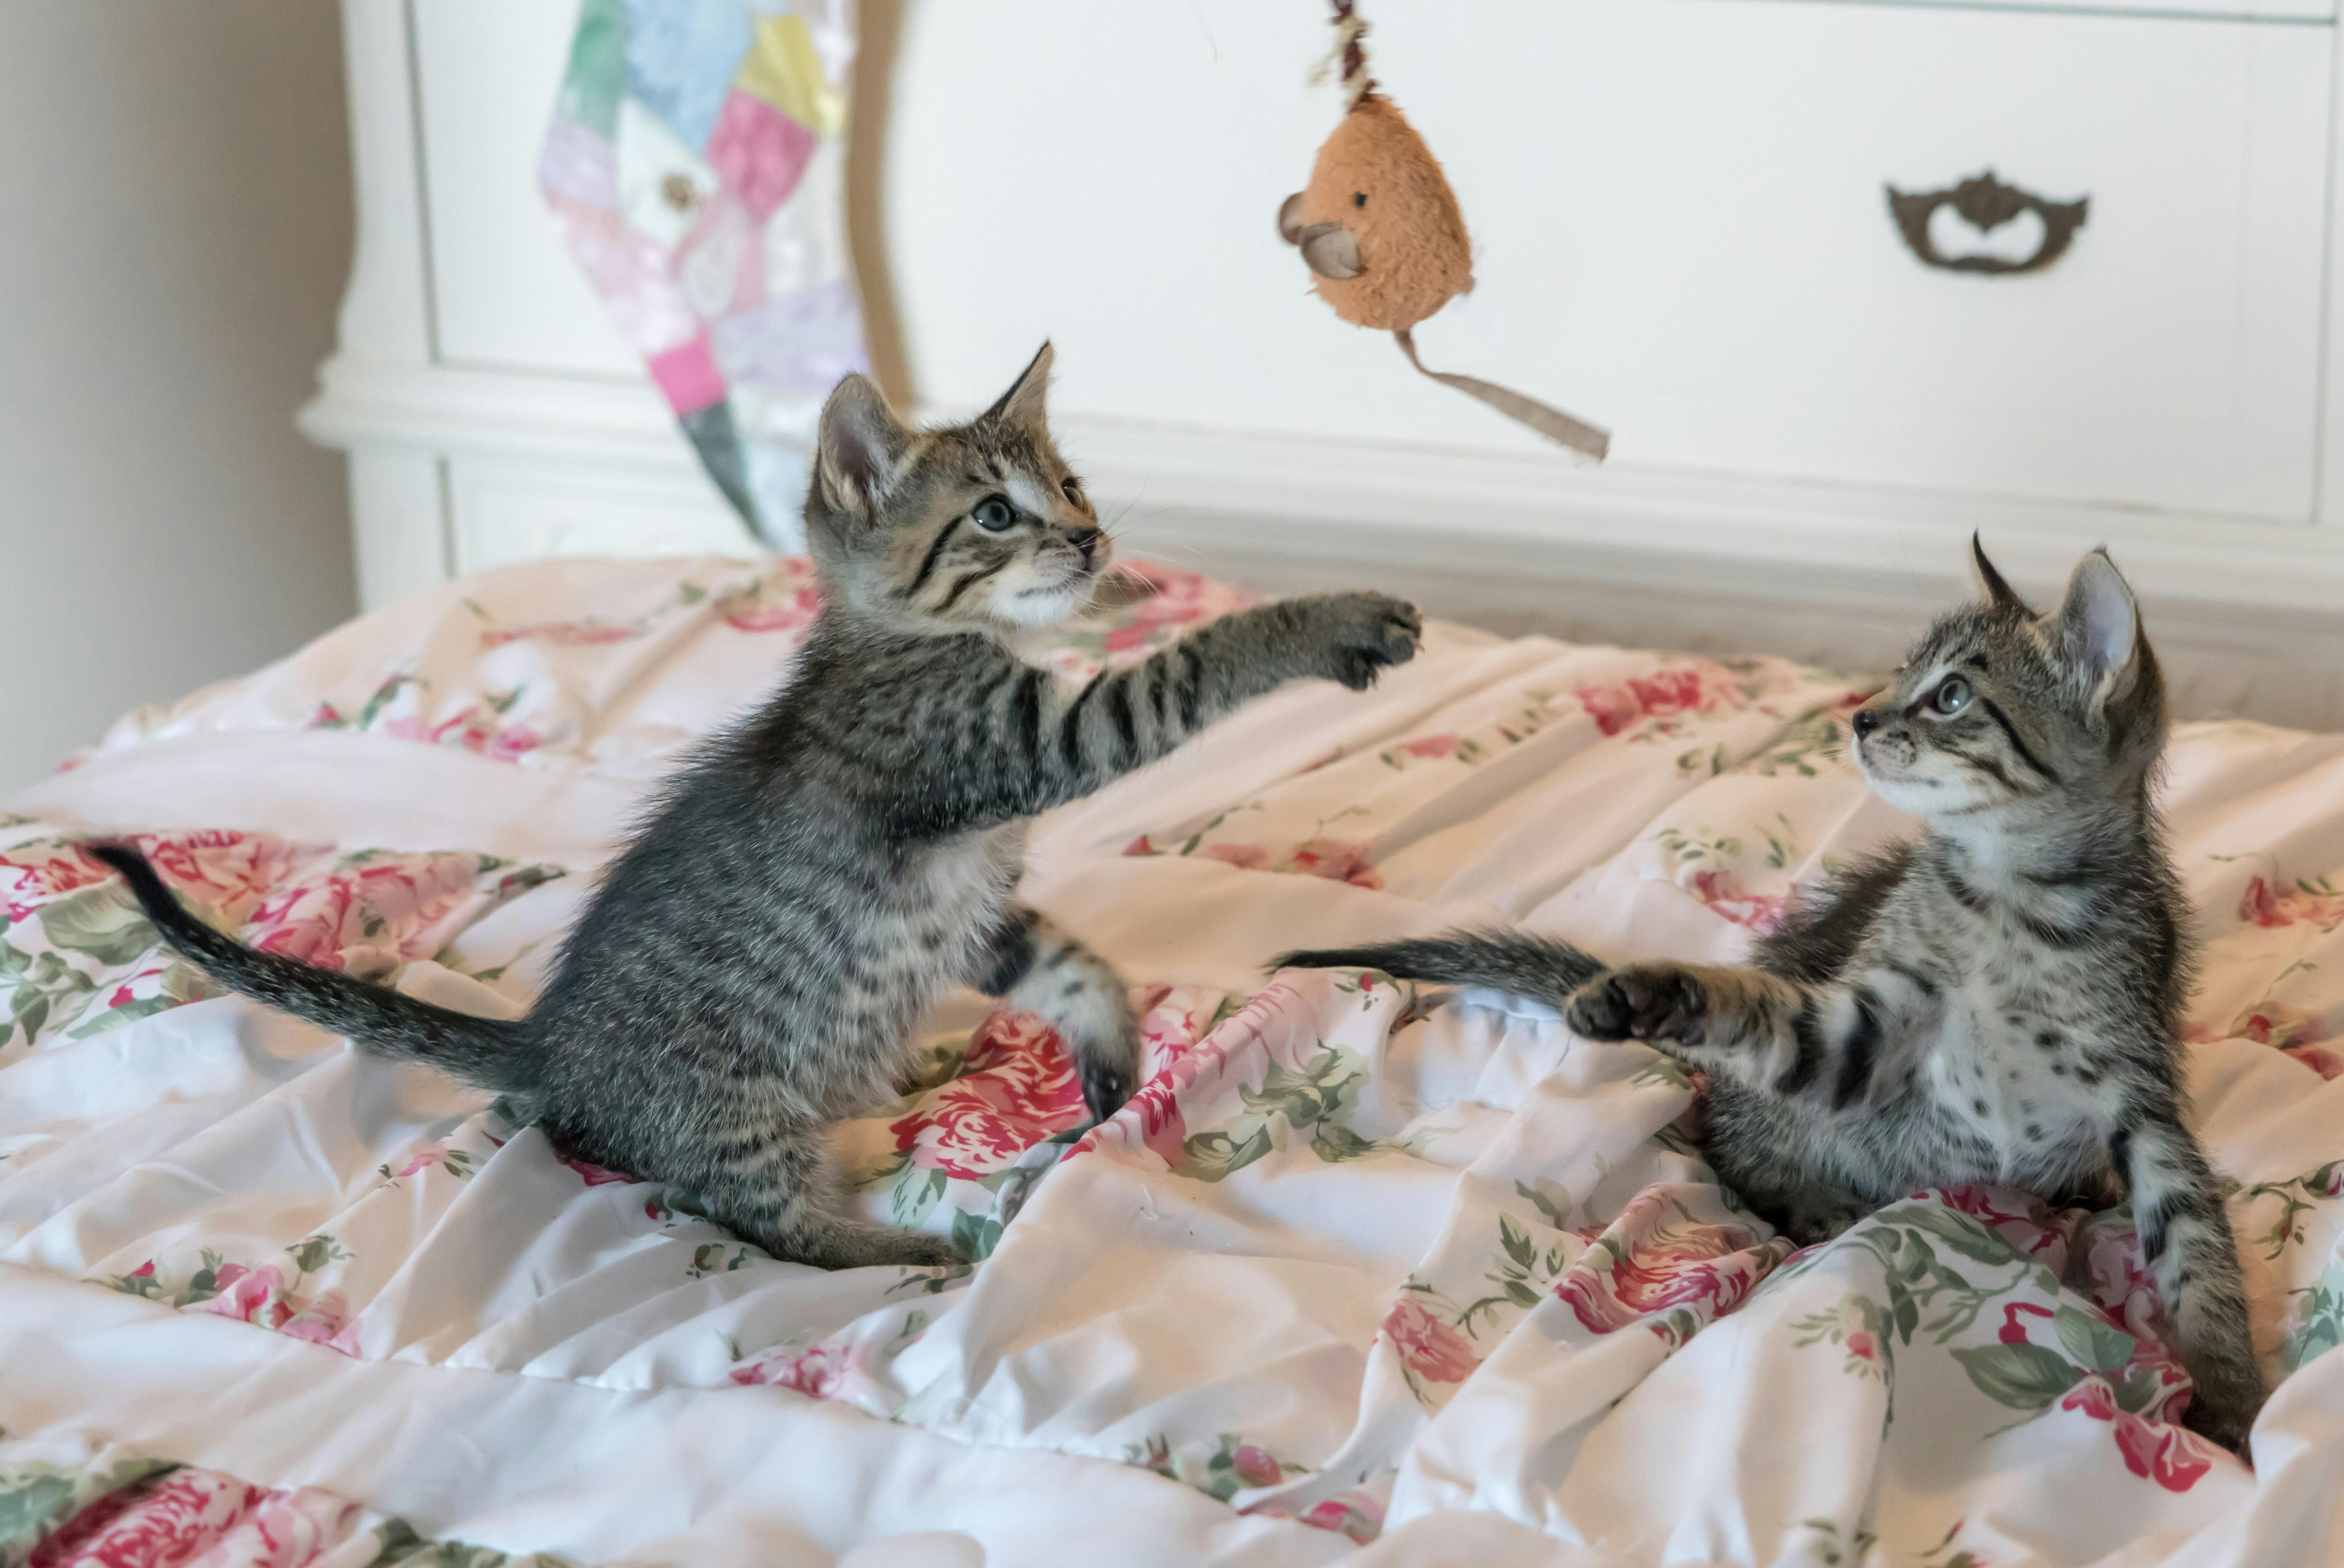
[
  {"xmin": 1303, "ymin": 592, "xmax": 1423, "ymax": 690},
  {"xmin": 1566, "ymin": 965, "xmax": 1706, "ymax": 1043},
  {"xmin": 889, "ymin": 1232, "xmax": 967, "ymax": 1271},
  {"xmin": 1081, "ymin": 1049, "xmax": 1138, "ymax": 1124}
]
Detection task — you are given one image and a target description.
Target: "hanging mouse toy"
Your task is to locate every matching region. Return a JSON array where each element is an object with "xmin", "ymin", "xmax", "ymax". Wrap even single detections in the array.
[{"xmin": 1277, "ymin": 1, "xmax": 1609, "ymax": 459}]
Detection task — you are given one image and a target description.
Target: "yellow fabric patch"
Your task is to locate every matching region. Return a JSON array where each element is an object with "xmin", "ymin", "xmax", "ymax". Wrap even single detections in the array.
[{"xmin": 735, "ymin": 13, "xmax": 844, "ymax": 137}]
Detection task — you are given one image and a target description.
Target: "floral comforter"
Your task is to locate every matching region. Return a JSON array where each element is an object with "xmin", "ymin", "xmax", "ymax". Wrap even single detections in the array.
[{"xmin": 4, "ymin": 555, "xmax": 2342, "ymax": 1568}]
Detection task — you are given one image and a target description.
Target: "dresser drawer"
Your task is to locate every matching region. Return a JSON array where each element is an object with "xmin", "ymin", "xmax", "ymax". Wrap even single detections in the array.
[
  {"xmin": 889, "ymin": 0, "xmax": 2333, "ymax": 521},
  {"xmin": 1471, "ymin": 0, "xmax": 2334, "ymax": 518}
]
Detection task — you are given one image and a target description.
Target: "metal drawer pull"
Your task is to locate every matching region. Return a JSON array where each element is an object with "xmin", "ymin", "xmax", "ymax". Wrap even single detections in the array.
[{"xmin": 1885, "ymin": 170, "xmax": 2087, "ymax": 276}]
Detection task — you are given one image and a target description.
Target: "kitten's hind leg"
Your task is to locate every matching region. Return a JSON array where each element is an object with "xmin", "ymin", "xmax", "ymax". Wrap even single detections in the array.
[
  {"xmin": 2116, "ymin": 1100, "xmax": 2266, "ymax": 1451},
  {"xmin": 974, "ymin": 905, "xmax": 1140, "ymax": 1122},
  {"xmin": 709, "ymin": 1123, "xmax": 962, "ymax": 1271}
]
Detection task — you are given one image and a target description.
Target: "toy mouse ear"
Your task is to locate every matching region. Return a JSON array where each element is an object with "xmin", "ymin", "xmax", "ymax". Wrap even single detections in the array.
[
  {"xmin": 1278, "ymin": 192, "xmax": 1307, "ymax": 245},
  {"xmin": 1299, "ymin": 223, "xmax": 1362, "ymax": 280}
]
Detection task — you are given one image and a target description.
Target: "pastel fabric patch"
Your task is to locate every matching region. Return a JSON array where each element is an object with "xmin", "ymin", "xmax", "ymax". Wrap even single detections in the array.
[
  {"xmin": 737, "ymin": 11, "xmax": 845, "ymax": 136},
  {"xmin": 547, "ymin": 0, "xmax": 866, "ymax": 551},
  {"xmin": 620, "ymin": 0, "xmax": 752, "ymax": 151}
]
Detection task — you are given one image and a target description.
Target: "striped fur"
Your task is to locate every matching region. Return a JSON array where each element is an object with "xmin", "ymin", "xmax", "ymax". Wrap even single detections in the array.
[
  {"xmin": 100, "ymin": 346, "xmax": 1421, "ymax": 1272},
  {"xmin": 1284, "ymin": 541, "xmax": 2265, "ymax": 1449}
]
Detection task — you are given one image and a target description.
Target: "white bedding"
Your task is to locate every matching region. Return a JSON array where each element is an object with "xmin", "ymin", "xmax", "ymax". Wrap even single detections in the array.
[{"xmin": 4, "ymin": 555, "xmax": 2343, "ymax": 1568}]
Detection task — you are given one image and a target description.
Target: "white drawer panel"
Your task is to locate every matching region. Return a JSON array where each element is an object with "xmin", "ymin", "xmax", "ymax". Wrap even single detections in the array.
[
  {"xmin": 449, "ymin": 456, "xmax": 756, "ymax": 576},
  {"xmin": 411, "ymin": 0, "xmax": 646, "ymax": 380},
  {"xmin": 888, "ymin": 0, "xmax": 2332, "ymax": 519}
]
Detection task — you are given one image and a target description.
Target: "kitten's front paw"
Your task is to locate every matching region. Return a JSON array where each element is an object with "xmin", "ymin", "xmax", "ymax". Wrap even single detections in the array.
[
  {"xmin": 1300, "ymin": 593, "xmax": 1423, "ymax": 690},
  {"xmin": 1080, "ymin": 1029, "xmax": 1143, "ymax": 1123},
  {"xmin": 892, "ymin": 1233, "xmax": 967, "ymax": 1270},
  {"xmin": 1566, "ymin": 965, "xmax": 1706, "ymax": 1043}
]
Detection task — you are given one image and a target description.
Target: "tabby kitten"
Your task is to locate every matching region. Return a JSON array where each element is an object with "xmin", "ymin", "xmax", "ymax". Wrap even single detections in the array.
[
  {"xmin": 98, "ymin": 344, "xmax": 1422, "ymax": 1272},
  {"xmin": 1281, "ymin": 541, "xmax": 2266, "ymax": 1449}
]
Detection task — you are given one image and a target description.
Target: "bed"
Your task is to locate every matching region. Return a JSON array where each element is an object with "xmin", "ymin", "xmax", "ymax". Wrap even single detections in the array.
[{"xmin": 3, "ymin": 556, "xmax": 2341, "ymax": 1568}]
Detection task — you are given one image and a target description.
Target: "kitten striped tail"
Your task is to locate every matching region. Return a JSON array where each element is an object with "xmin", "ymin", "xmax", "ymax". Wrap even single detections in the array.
[
  {"xmin": 88, "ymin": 843, "xmax": 534, "ymax": 1091},
  {"xmin": 1275, "ymin": 930, "xmax": 1606, "ymax": 1009}
]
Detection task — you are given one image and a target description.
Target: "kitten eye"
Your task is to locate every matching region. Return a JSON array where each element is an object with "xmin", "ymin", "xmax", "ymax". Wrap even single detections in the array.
[
  {"xmin": 1059, "ymin": 476, "xmax": 1083, "ymax": 505},
  {"xmin": 1932, "ymin": 676, "xmax": 1973, "ymax": 715},
  {"xmin": 971, "ymin": 497, "xmax": 1017, "ymax": 532}
]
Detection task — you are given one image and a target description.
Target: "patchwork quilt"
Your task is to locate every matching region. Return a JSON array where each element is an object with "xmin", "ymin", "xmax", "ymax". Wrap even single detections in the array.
[{"xmin": 4, "ymin": 557, "xmax": 2343, "ymax": 1567}]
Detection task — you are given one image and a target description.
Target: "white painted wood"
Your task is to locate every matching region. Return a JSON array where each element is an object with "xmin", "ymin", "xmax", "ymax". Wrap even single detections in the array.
[
  {"xmin": 346, "ymin": 449, "xmax": 450, "ymax": 614},
  {"xmin": 327, "ymin": 0, "xmax": 434, "ymax": 367},
  {"xmin": 887, "ymin": 0, "xmax": 2331, "ymax": 519},
  {"xmin": 407, "ymin": 0, "xmax": 642, "ymax": 378},
  {"xmin": 448, "ymin": 455, "xmax": 759, "ymax": 573},
  {"xmin": 299, "ymin": 0, "xmax": 2344, "ymax": 730}
]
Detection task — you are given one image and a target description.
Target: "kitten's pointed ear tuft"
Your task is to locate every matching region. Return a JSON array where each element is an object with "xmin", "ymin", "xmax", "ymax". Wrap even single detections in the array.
[
  {"xmin": 2053, "ymin": 548, "xmax": 2141, "ymax": 710},
  {"xmin": 983, "ymin": 342, "xmax": 1054, "ymax": 432},
  {"xmin": 1970, "ymin": 532, "xmax": 2029, "ymax": 614},
  {"xmin": 816, "ymin": 374, "xmax": 914, "ymax": 516}
]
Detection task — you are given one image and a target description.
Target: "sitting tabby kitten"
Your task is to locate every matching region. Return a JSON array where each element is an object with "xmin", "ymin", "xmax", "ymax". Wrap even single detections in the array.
[
  {"xmin": 97, "ymin": 344, "xmax": 1422, "ymax": 1272},
  {"xmin": 1281, "ymin": 541, "xmax": 2265, "ymax": 1449}
]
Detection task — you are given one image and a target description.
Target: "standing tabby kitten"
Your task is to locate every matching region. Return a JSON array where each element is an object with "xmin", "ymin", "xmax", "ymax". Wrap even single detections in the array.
[
  {"xmin": 1282, "ymin": 541, "xmax": 2266, "ymax": 1448},
  {"xmin": 97, "ymin": 344, "xmax": 1422, "ymax": 1271}
]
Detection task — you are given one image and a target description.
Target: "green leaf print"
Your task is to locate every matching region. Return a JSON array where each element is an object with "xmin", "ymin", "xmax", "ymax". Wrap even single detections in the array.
[
  {"xmin": 891, "ymin": 1165, "xmax": 947, "ymax": 1228},
  {"xmin": 1516, "ymin": 1178, "xmax": 1574, "ymax": 1230},
  {"xmin": 1951, "ymin": 1343, "xmax": 2081, "ymax": 1411},
  {"xmin": 951, "ymin": 1207, "xmax": 1005, "ymax": 1262},
  {"xmin": 0, "ymin": 1456, "xmax": 176, "ymax": 1565},
  {"xmin": 687, "ymin": 1242, "xmax": 760, "ymax": 1279},
  {"xmin": 285, "ymin": 1234, "xmax": 352, "ymax": 1274},
  {"xmin": 2283, "ymin": 1262, "xmax": 2344, "ymax": 1373},
  {"xmin": 2053, "ymin": 1305, "xmax": 2136, "ymax": 1375},
  {"xmin": 37, "ymin": 887, "xmax": 156, "ymax": 966},
  {"xmin": 1181, "ymin": 1044, "xmax": 1379, "ymax": 1182},
  {"xmin": 2240, "ymin": 1161, "xmax": 2343, "ymax": 1261}
]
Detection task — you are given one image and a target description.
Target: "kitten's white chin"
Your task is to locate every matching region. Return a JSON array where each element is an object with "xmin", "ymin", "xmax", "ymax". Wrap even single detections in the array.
[{"xmin": 994, "ymin": 578, "xmax": 1091, "ymax": 628}]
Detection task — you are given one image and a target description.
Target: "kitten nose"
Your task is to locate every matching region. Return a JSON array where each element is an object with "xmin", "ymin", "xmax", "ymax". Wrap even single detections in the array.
[
  {"xmin": 1067, "ymin": 525, "xmax": 1102, "ymax": 561},
  {"xmin": 1851, "ymin": 707, "xmax": 1881, "ymax": 740}
]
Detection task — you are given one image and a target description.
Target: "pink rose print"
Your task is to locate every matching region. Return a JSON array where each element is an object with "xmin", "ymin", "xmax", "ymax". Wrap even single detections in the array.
[
  {"xmin": 717, "ymin": 573, "xmax": 823, "ymax": 634},
  {"xmin": 1574, "ymin": 663, "xmax": 1749, "ymax": 738},
  {"xmin": 1399, "ymin": 733, "xmax": 1462, "ymax": 759},
  {"xmin": 138, "ymin": 830, "xmax": 302, "ymax": 916},
  {"xmin": 381, "ymin": 707, "xmax": 542, "ymax": 762},
  {"xmin": 191, "ymin": 1261, "xmax": 300, "ymax": 1330},
  {"xmin": 1202, "ymin": 842, "xmax": 1272, "ymax": 872},
  {"xmin": 733, "ymin": 1337, "xmax": 852, "ymax": 1398},
  {"xmin": 479, "ymin": 620, "xmax": 640, "ymax": 649},
  {"xmin": 2000, "ymin": 1301, "xmax": 2057, "ymax": 1345},
  {"xmin": 246, "ymin": 855, "xmax": 484, "ymax": 975},
  {"xmin": 2061, "ymin": 1377, "xmax": 2219, "ymax": 1492},
  {"xmin": 1381, "ymin": 1294, "xmax": 1479, "ymax": 1385},
  {"xmin": 890, "ymin": 1006, "xmax": 1086, "ymax": 1180},
  {"xmin": 2186, "ymin": 1001, "xmax": 2340, "ymax": 1079},
  {"xmin": 280, "ymin": 1289, "xmax": 355, "ymax": 1354},
  {"xmin": 1685, "ymin": 869, "xmax": 1787, "ymax": 934},
  {"xmin": 1933, "ymin": 1186, "xmax": 2073, "ymax": 1262},
  {"xmin": 1283, "ymin": 838, "xmax": 1384, "ymax": 891},
  {"xmin": 1558, "ymin": 1186, "xmax": 1776, "ymax": 1336},
  {"xmin": 27, "ymin": 1469, "xmax": 267, "ymax": 1568},
  {"xmin": 1844, "ymin": 1328, "xmax": 1878, "ymax": 1364},
  {"xmin": 557, "ymin": 1151, "xmax": 640, "ymax": 1186},
  {"xmin": 2238, "ymin": 875, "xmax": 2344, "ymax": 933},
  {"xmin": 1230, "ymin": 1445, "xmax": 1284, "ymax": 1489},
  {"xmin": 1295, "ymin": 1492, "xmax": 1385, "ymax": 1546},
  {"xmin": 1123, "ymin": 835, "xmax": 1160, "ymax": 857},
  {"xmin": 0, "ymin": 840, "xmax": 113, "ymax": 921},
  {"xmin": 394, "ymin": 1141, "xmax": 449, "ymax": 1178}
]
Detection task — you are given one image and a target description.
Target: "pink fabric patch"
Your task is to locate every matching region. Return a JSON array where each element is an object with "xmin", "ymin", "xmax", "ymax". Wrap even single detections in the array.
[
  {"xmin": 704, "ymin": 90, "xmax": 816, "ymax": 221},
  {"xmin": 649, "ymin": 335, "xmax": 728, "ymax": 415}
]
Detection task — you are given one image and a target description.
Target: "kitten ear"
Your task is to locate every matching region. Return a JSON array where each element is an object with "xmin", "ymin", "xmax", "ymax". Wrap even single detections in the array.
[
  {"xmin": 1969, "ymin": 532, "xmax": 2030, "ymax": 614},
  {"xmin": 983, "ymin": 341, "xmax": 1054, "ymax": 432},
  {"xmin": 2052, "ymin": 548, "xmax": 2141, "ymax": 710},
  {"xmin": 816, "ymin": 374, "xmax": 914, "ymax": 516}
]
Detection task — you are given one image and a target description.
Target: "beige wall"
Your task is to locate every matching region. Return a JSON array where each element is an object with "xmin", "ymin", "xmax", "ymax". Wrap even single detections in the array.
[{"xmin": 0, "ymin": 0, "xmax": 356, "ymax": 789}]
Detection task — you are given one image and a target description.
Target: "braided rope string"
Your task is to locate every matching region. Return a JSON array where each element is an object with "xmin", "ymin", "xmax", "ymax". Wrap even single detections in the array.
[{"xmin": 1310, "ymin": 0, "xmax": 1375, "ymax": 108}]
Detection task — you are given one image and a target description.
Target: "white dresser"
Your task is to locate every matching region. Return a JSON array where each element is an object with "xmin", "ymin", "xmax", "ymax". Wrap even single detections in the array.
[{"xmin": 303, "ymin": 0, "xmax": 2344, "ymax": 727}]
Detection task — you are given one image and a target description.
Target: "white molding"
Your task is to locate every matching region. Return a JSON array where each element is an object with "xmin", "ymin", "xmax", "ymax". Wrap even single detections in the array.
[{"xmin": 308, "ymin": 357, "xmax": 2344, "ymax": 616}]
